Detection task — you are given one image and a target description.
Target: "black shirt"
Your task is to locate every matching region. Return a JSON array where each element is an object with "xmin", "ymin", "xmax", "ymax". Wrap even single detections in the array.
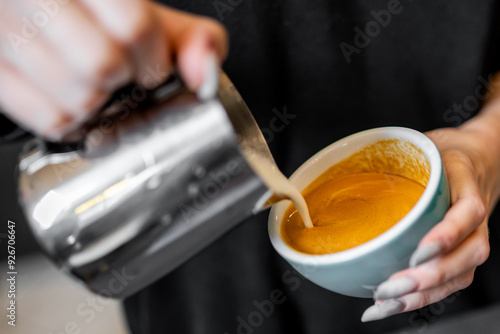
[{"xmin": 3, "ymin": 0, "xmax": 500, "ymax": 333}]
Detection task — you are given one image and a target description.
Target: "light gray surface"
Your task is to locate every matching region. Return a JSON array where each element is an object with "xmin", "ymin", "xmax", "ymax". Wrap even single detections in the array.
[{"xmin": 0, "ymin": 253, "xmax": 130, "ymax": 334}]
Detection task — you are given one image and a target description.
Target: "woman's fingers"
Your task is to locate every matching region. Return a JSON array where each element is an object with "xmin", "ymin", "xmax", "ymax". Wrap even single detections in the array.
[
  {"xmin": 0, "ymin": 60, "xmax": 76, "ymax": 139},
  {"xmin": 0, "ymin": 5, "xmax": 110, "ymax": 117},
  {"xmin": 398, "ymin": 269, "xmax": 475, "ymax": 313},
  {"xmin": 1, "ymin": 0, "xmax": 125, "ymax": 135},
  {"xmin": 154, "ymin": 4, "xmax": 228, "ymax": 90},
  {"xmin": 79, "ymin": 0, "xmax": 170, "ymax": 86},
  {"xmin": 22, "ymin": 0, "xmax": 133, "ymax": 89},
  {"xmin": 364, "ymin": 231, "xmax": 484, "ymax": 323},
  {"xmin": 362, "ymin": 270, "xmax": 474, "ymax": 322},
  {"xmin": 373, "ymin": 222, "xmax": 489, "ymax": 301},
  {"xmin": 412, "ymin": 149, "xmax": 486, "ymax": 262}
]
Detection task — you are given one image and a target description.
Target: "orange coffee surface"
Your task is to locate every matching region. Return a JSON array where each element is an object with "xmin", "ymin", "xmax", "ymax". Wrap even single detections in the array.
[{"xmin": 281, "ymin": 172, "xmax": 425, "ymax": 255}]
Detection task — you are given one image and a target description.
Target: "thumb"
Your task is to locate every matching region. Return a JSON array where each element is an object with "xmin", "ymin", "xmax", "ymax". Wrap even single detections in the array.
[{"xmin": 153, "ymin": 4, "xmax": 228, "ymax": 90}]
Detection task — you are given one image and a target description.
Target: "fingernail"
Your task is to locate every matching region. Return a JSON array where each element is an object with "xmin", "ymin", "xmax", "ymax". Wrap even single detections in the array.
[
  {"xmin": 361, "ymin": 299, "xmax": 405, "ymax": 322},
  {"xmin": 104, "ymin": 65, "xmax": 132, "ymax": 90},
  {"xmin": 36, "ymin": 112, "xmax": 70, "ymax": 141},
  {"xmin": 409, "ymin": 242, "xmax": 444, "ymax": 268},
  {"xmin": 197, "ymin": 53, "xmax": 219, "ymax": 101},
  {"xmin": 373, "ymin": 277, "xmax": 416, "ymax": 301}
]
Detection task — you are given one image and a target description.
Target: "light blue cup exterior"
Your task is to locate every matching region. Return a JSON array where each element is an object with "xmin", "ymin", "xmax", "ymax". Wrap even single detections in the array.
[{"xmin": 268, "ymin": 127, "xmax": 450, "ymax": 298}]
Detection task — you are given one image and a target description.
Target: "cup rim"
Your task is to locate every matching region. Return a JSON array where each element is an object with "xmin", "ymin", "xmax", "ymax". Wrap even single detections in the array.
[{"xmin": 268, "ymin": 126, "xmax": 442, "ymax": 265}]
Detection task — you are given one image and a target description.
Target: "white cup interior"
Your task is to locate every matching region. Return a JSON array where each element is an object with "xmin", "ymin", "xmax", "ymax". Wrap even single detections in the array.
[{"xmin": 268, "ymin": 127, "xmax": 443, "ymax": 265}]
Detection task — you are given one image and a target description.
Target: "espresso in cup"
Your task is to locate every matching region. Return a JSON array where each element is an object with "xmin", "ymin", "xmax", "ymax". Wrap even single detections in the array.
[{"xmin": 281, "ymin": 139, "xmax": 430, "ymax": 255}]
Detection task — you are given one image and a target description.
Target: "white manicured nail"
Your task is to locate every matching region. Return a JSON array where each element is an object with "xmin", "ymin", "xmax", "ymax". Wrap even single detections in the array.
[
  {"xmin": 409, "ymin": 242, "xmax": 443, "ymax": 268},
  {"xmin": 361, "ymin": 299, "xmax": 405, "ymax": 322},
  {"xmin": 373, "ymin": 277, "xmax": 416, "ymax": 301},
  {"xmin": 35, "ymin": 112, "xmax": 67, "ymax": 140},
  {"xmin": 105, "ymin": 65, "xmax": 133, "ymax": 91},
  {"xmin": 197, "ymin": 53, "xmax": 219, "ymax": 101}
]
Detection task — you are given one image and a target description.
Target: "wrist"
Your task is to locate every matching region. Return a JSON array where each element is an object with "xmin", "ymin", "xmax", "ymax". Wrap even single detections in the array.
[
  {"xmin": 469, "ymin": 105, "xmax": 500, "ymax": 147},
  {"xmin": 460, "ymin": 102, "xmax": 500, "ymax": 211}
]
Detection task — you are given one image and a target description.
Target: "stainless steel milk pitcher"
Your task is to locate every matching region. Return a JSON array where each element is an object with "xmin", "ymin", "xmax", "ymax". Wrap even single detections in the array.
[{"xmin": 18, "ymin": 72, "xmax": 274, "ymax": 298}]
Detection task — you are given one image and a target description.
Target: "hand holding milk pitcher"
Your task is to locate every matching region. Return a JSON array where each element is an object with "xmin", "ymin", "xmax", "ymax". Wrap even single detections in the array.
[{"xmin": 0, "ymin": 1, "xmax": 227, "ymax": 140}]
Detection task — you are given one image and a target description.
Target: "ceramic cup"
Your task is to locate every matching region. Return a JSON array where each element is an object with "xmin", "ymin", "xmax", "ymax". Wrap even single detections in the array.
[{"xmin": 268, "ymin": 127, "xmax": 450, "ymax": 298}]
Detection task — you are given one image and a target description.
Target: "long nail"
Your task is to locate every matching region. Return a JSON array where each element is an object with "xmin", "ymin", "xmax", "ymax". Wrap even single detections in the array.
[
  {"xmin": 373, "ymin": 277, "xmax": 416, "ymax": 301},
  {"xmin": 409, "ymin": 242, "xmax": 444, "ymax": 268},
  {"xmin": 361, "ymin": 299, "xmax": 405, "ymax": 322},
  {"xmin": 197, "ymin": 53, "xmax": 219, "ymax": 101},
  {"xmin": 37, "ymin": 112, "xmax": 72, "ymax": 141},
  {"xmin": 102, "ymin": 64, "xmax": 133, "ymax": 91}
]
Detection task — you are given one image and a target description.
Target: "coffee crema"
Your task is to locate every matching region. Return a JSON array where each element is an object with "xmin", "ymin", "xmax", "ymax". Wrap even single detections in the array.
[{"xmin": 281, "ymin": 139, "xmax": 429, "ymax": 255}]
